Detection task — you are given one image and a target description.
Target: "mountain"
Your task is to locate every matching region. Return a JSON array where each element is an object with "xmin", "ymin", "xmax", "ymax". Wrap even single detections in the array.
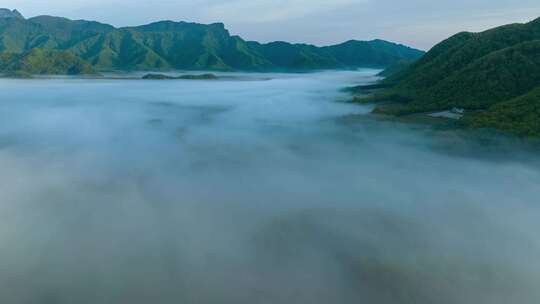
[
  {"xmin": 0, "ymin": 9, "xmax": 424, "ymax": 73},
  {"xmin": 370, "ymin": 17, "xmax": 540, "ymax": 136},
  {"xmin": 0, "ymin": 8, "xmax": 23, "ymax": 19},
  {"xmin": 324, "ymin": 39, "xmax": 424, "ymax": 68}
]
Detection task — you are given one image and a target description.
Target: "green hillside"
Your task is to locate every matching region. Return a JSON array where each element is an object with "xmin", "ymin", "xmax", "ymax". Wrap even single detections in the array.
[
  {"xmin": 367, "ymin": 17, "xmax": 540, "ymax": 136},
  {"xmin": 0, "ymin": 9, "xmax": 424, "ymax": 73},
  {"xmin": 0, "ymin": 49, "xmax": 95, "ymax": 75},
  {"xmin": 466, "ymin": 86, "xmax": 540, "ymax": 137}
]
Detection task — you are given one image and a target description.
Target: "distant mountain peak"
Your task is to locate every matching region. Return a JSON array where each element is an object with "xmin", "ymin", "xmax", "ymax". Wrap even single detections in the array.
[{"xmin": 0, "ymin": 8, "xmax": 24, "ymax": 19}]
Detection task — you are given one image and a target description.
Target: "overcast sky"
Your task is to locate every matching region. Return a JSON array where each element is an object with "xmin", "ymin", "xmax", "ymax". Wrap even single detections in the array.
[{"xmin": 2, "ymin": 0, "xmax": 540, "ymax": 50}]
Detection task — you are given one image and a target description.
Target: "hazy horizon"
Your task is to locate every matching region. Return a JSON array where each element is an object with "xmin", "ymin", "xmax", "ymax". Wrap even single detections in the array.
[{"xmin": 2, "ymin": 0, "xmax": 540, "ymax": 49}]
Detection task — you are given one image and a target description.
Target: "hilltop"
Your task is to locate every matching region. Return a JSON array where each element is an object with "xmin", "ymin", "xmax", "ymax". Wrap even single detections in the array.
[{"xmin": 0, "ymin": 8, "xmax": 23, "ymax": 19}]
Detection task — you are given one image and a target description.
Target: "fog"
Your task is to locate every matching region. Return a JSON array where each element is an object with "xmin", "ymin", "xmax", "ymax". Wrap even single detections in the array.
[{"xmin": 0, "ymin": 70, "xmax": 539, "ymax": 304}]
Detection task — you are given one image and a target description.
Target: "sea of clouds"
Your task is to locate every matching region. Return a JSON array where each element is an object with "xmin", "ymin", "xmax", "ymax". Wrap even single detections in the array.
[{"xmin": 0, "ymin": 70, "xmax": 538, "ymax": 304}]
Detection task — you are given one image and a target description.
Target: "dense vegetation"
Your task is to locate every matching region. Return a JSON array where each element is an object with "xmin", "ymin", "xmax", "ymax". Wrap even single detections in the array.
[
  {"xmin": 377, "ymin": 60, "xmax": 415, "ymax": 77},
  {"xmin": 466, "ymin": 86, "xmax": 540, "ymax": 137},
  {"xmin": 0, "ymin": 49, "xmax": 95, "ymax": 75},
  {"xmin": 365, "ymin": 17, "xmax": 540, "ymax": 136},
  {"xmin": 0, "ymin": 10, "xmax": 423, "ymax": 74}
]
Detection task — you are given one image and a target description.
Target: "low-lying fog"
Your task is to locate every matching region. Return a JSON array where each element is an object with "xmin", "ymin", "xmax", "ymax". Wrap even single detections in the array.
[{"xmin": 0, "ymin": 70, "xmax": 539, "ymax": 304}]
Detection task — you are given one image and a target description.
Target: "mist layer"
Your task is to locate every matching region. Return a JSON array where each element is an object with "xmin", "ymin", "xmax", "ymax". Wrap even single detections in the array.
[{"xmin": 0, "ymin": 70, "xmax": 539, "ymax": 304}]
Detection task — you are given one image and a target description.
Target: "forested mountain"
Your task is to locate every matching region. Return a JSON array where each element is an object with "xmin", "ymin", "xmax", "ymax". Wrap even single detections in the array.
[
  {"xmin": 0, "ymin": 9, "xmax": 424, "ymax": 73},
  {"xmin": 372, "ymin": 17, "xmax": 540, "ymax": 136}
]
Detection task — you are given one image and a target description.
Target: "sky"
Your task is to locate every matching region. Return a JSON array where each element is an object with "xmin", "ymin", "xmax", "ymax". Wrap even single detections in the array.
[{"xmin": 2, "ymin": 0, "xmax": 540, "ymax": 50}]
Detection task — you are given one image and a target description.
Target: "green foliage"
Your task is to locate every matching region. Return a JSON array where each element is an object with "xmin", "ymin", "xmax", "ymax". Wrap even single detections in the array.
[
  {"xmin": 374, "ymin": 17, "xmax": 540, "ymax": 136},
  {"xmin": 0, "ymin": 14, "xmax": 424, "ymax": 73},
  {"xmin": 0, "ymin": 48, "xmax": 95, "ymax": 75},
  {"xmin": 249, "ymin": 41, "xmax": 339, "ymax": 70},
  {"xmin": 467, "ymin": 86, "xmax": 540, "ymax": 137}
]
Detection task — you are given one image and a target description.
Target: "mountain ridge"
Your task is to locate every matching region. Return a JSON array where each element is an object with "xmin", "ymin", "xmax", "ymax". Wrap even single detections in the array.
[{"xmin": 0, "ymin": 9, "xmax": 424, "ymax": 73}]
